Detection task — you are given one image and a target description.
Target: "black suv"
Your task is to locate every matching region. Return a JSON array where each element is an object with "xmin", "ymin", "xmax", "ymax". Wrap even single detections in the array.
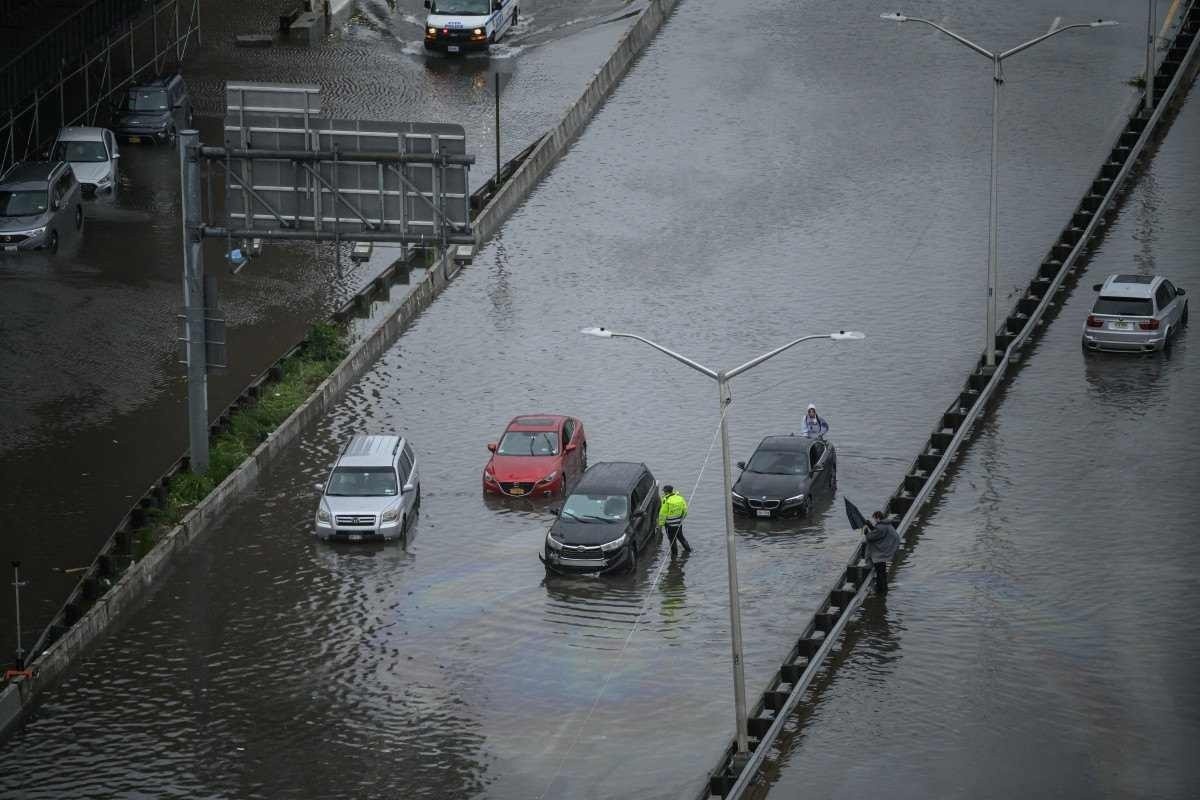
[
  {"xmin": 114, "ymin": 73, "xmax": 192, "ymax": 145},
  {"xmin": 541, "ymin": 462, "xmax": 660, "ymax": 575}
]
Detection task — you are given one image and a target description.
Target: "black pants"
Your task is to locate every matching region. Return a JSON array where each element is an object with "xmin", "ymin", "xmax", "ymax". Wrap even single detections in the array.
[
  {"xmin": 873, "ymin": 561, "xmax": 888, "ymax": 594},
  {"xmin": 665, "ymin": 522, "xmax": 691, "ymax": 552}
]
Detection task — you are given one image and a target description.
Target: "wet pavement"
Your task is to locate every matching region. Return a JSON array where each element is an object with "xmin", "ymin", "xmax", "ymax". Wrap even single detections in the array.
[
  {"xmin": 0, "ymin": 0, "xmax": 637, "ymax": 663},
  {"xmin": 0, "ymin": 0, "xmax": 1190, "ymax": 797},
  {"xmin": 757, "ymin": 70, "xmax": 1200, "ymax": 800}
]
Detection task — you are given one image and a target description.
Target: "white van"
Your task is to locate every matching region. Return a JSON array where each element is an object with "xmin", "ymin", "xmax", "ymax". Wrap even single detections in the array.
[{"xmin": 423, "ymin": 0, "xmax": 519, "ymax": 53}]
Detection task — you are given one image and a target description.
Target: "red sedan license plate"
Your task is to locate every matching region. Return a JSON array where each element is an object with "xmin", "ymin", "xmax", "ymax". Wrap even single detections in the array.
[{"xmin": 509, "ymin": 487, "xmax": 526, "ymax": 495}]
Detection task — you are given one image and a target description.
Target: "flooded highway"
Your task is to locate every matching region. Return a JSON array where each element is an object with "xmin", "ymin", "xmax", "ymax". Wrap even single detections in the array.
[
  {"xmin": 0, "ymin": 0, "xmax": 1189, "ymax": 797},
  {"xmin": 756, "ymin": 74, "xmax": 1200, "ymax": 800},
  {"xmin": 0, "ymin": 0, "xmax": 636, "ymax": 662}
]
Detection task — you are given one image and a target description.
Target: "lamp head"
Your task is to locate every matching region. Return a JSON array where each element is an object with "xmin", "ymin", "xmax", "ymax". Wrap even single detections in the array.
[
  {"xmin": 580, "ymin": 327, "xmax": 614, "ymax": 339},
  {"xmin": 1089, "ymin": 19, "xmax": 1118, "ymax": 27},
  {"xmin": 829, "ymin": 330, "xmax": 866, "ymax": 341},
  {"xmin": 880, "ymin": 12, "xmax": 908, "ymax": 22}
]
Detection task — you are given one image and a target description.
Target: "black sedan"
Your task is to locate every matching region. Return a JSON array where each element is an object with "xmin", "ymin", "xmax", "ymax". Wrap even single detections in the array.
[{"xmin": 732, "ymin": 435, "xmax": 836, "ymax": 518}]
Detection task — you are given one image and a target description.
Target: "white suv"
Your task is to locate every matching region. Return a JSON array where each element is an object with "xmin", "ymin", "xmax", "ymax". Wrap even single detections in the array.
[
  {"xmin": 1082, "ymin": 274, "xmax": 1188, "ymax": 353},
  {"xmin": 314, "ymin": 434, "xmax": 421, "ymax": 543}
]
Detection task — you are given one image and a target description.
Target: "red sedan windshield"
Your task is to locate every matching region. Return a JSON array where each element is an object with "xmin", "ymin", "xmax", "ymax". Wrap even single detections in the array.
[{"xmin": 497, "ymin": 431, "xmax": 559, "ymax": 456}]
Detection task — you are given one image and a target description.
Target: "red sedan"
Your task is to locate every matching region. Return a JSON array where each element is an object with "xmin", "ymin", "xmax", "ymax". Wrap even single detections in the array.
[{"xmin": 483, "ymin": 415, "xmax": 587, "ymax": 497}]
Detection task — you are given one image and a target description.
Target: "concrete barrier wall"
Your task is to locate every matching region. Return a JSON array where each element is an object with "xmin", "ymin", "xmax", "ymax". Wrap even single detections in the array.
[{"xmin": 0, "ymin": 0, "xmax": 686, "ymax": 743}]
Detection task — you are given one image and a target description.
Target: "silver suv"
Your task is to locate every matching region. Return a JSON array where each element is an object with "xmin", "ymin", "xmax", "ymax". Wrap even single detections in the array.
[
  {"xmin": 1083, "ymin": 274, "xmax": 1188, "ymax": 353},
  {"xmin": 314, "ymin": 434, "xmax": 421, "ymax": 543},
  {"xmin": 0, "ymin": 161, "xmax": 83, "ymax": 253}
]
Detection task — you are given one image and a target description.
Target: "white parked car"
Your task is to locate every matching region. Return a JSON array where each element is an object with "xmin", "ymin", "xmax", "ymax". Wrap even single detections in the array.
[
  {"xmin": 1082, "ymin": 274, "xmax": 1188, "ymax": 353},
  {"xmin": 314, "ymin": 434, "xmax": 421, "ymax": 544},
  {"xmin": 51, "ymin": 127, "xmax": 120, "ymax": 194}
]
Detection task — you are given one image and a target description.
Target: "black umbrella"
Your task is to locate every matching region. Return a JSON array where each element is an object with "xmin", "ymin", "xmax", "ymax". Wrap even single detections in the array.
[{"xmin": 844, "ymin": 497, "xmax": 870, "ymax": 531}]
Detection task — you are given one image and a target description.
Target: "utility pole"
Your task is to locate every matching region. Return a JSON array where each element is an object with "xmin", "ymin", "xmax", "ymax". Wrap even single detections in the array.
[
  {"xmin": 1145, "ymin": 0, "xmax": 1157, "ymax": 113},
  {"xmin": 179, "ymin": 129, "xmax": 209, "ymax": 473},
  {"xmin": 494, "ymin": 71, "xmax": 501, "ymax": 190},
  {"xmin": 11, "ymin": 561, "xmax": 26, "ymax": 670}
]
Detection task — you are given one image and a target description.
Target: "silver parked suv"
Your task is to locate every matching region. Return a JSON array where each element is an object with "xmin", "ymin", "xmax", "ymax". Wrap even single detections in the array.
[
  {"xmin": 0, "ymin": 161, "xmax": 83, "ymax": 253},
  {"xmin": 1082, "ymin": 274, "xmax": 1188, "ymax": 353},
  {"xmin": 314, "ymin": 434, "xmax": 421, "ymax": 543}
]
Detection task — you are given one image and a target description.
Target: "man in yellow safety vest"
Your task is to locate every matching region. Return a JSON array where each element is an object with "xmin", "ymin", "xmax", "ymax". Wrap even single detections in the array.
[{"xmin": 658, "ymin": 485, "xmax": 692, "ymax": 554}]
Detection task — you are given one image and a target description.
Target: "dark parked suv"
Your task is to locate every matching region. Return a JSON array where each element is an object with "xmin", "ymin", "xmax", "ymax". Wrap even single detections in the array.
[
  {"xmin": 0, "ymin": 161, "xmax": 83, "ymax": 253},
  {"xmin": 541, "ymin": 462, "xmax": 660, "ymax": 575},
  {"xmin": 114, "ymin": 73, "xmax": 192, "ymax": 145}
]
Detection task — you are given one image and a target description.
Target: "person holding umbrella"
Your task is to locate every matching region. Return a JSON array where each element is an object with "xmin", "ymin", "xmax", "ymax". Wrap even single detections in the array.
[
  {"xmin": 845, "ymin": 499, "xmax": 901, "ymax": 595},
  {"xmin": 863, "ymin": 511, "xmax": 901, "ymax": 594}
]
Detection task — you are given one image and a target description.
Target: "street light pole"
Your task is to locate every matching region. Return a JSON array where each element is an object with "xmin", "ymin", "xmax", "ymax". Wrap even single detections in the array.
[
  {"xmin": 881, "ymin": 14, "xmax": 1118, "ymax": 367},
  {"xmin": 581, "ymin": 327, "xmax": 865, "ymax": 758}
]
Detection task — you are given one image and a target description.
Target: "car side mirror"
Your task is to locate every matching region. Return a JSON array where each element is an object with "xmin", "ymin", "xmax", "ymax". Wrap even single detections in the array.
[
  {"xmin": 564, "ymin": 442, "xmax": 577, "ymax": 452},
  {"xmin": 112, "ymin": 153, "xmax": 121, "ymax": 159},
  {"xmin": 493, "ymin": 0, "xmax": 501, "ymax": 10},
  {"xmin": 549, "ymin": 507, "xmax": 560, "ymax": 516},
  {"xmin": 811, "ymin": 466, "xmax": 824, "ymax": 474},
  {"xmin": 1092, "ymin": 283, "xmax": 1103, "ymax": 291},
  {"xmin": 403, "ymin": 482, "xmax": 415, "ymax": 494},
  {"xmin": 314, "ymin": 482, "xmax": 324, "ymax": 493},
  {"xmin": 736, "ymin": 461, "xmax": 746, "ymax": 470},
  {"xmin": 423, "ymin": 0, "xmax": 431, "ymax": 8},
  {"xmin": 487, "ymin": 442, "xmax": 497, "ymax": 452},
  {"xmin": 51, "ymin": 199, "xmax": 60, "ymax": 211},
  {"xmin": 1177, "ymin": 287, "xmax": 1186, "ymax": 296}
]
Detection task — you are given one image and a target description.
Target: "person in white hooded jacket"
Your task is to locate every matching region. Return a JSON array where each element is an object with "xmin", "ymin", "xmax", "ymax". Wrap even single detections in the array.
[{"xmin": 801, "ymin": 404, "xmax": 828, "ymax": 438}]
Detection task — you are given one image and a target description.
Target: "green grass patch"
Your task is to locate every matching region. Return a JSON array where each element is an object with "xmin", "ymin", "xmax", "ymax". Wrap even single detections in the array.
[{"xmin": 133, "ymin": 322, "xmax": 348, "ymax": 548}]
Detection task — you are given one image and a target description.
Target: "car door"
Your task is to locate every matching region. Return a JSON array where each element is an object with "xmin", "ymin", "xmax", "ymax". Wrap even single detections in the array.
[
  {"xmin": 1159, "ymin": 281, "xmax": 1181, "ymax": 328},
  {"xmin": 561, "ymin": 419, "xmax": 578, "ymax": 478},
  {"xmin": 631, "ymin": 482, "xmax": 651, "ymax": 548},
  {"xmin": 397, "ymin": 448, "xmax": 414, "ymax": 516},
  {"xmin": 809, "ymin": 441, "xmax": 830, "ymax": 496},
  {"xmin": 105, "ymin": 130, "xmax": 119, "ymax": 181}
]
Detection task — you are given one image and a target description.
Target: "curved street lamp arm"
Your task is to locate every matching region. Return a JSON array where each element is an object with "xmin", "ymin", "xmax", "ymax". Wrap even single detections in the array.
[
  {"xmin": 609, "ymin": 331, "xmax": 719, "ymax": 380},
  {"xmin": 999, "ymin": 22, "xmax": 1103, "ymax": 60},
  {"xmin": 885, "ymin": 14, "xmax": 994, "ymax": 60},
  {"xmin": 726, "ymin": 334, "xmax": 832, "ymax": 380}
]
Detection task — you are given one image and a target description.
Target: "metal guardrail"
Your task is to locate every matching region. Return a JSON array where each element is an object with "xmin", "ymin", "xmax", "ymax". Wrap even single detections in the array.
[{"xmin": 707, "ymin": 3, "xmax": 1200, "ymax": 797}]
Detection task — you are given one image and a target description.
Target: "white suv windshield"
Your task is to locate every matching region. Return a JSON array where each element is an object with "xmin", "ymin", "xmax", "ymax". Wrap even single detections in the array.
[{"xmin": 327, "ymin": 466, "xmax": 398, "ymax": 496}]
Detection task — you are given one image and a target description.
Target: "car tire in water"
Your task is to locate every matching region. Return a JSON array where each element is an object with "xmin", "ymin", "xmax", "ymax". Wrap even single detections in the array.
[
  {"xmin": 1183, "ymin": 304, "xmax": 1190, "ymax": 326},
  {"xmin": 47, "ymin": 230, "xmax": 59, "ymax": 254},
  {"xmin": 74, "ymin": 205, "xmax": 83, "ymax": 231},
  {"xmin": 414, "ymin": 485, "xmax": 421, "ymax": 511},
  {"xmin": 625, "ymin": 543, "xmax": 638, "ymax": 574},
  {"xmin": 400, "ymin": 514, "xmax": 409, "ymax": 546}
]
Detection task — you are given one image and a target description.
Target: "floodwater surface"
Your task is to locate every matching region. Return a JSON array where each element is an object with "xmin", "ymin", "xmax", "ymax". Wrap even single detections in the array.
[{"xmin": 0, "ymin": 0, "xmax": 1187, "ymax": 798}]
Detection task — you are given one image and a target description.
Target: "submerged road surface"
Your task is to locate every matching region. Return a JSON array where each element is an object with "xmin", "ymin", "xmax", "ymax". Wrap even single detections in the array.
[
  {"xmin": 0, "ymin": 0, "xmax": 1174, "ymax": 797},
  {"xmin": 757, "ymin": 76, "xmax": 1200, "ymax": 800},
  {"xmin": 0, "ymin": 0, "xmax": 637, "ymax": 663}
]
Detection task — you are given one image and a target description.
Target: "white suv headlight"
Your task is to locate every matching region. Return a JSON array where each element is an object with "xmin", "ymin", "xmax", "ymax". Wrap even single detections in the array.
[
  {"xmin": 316, "ymin": 507, "xmax": 330, "ymax": 522},
  {"xmin": 600, "ymin": 534, "xmax": 627, "ymax": 552},
  {"xmin": 381, "ymin": 506, "xmax": 400, "ymax": 522}
]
